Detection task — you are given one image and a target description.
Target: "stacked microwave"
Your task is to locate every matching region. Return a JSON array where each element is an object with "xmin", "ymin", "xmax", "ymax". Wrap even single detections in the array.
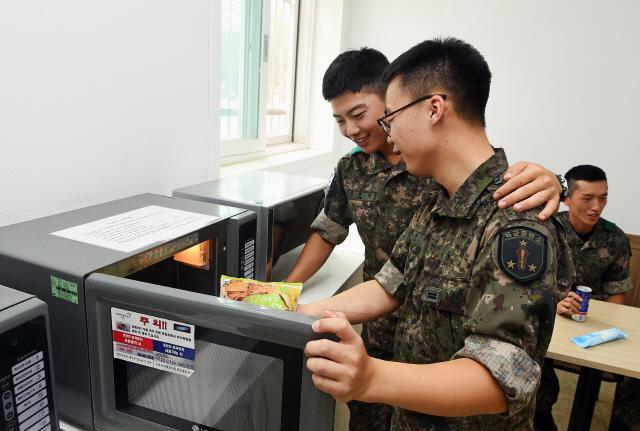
[
  {"xmin": 1, "ymin": 285, "xmax": 58, "ymax": 431},
  {"xmin": 0, "ymin": 193, "xmax": 335, "ymax": 430},
  {"xmin": 173, "ymin": 170, "xmax": 327, "ymax": 281}
]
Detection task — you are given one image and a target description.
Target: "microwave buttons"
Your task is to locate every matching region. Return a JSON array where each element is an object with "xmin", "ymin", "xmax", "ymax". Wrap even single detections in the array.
[{"xmin": 3, "ymin": 390, "xmax": 15, "ymax": 421}]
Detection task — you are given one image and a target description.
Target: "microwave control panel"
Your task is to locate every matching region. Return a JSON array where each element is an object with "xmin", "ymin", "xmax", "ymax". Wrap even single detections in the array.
[
  {"xmin": 1, "ymin": 318, "xmax": 55, "ymax": 431},
  {"xmin": 239, "ymin": 222, "xmax": 256, "ymax": 279}
]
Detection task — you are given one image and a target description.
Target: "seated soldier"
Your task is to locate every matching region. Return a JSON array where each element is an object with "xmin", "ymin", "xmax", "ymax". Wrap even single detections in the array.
[
  {"xmin": 610, "ymin": 376, "xmax": 640, "ymax": 431},
  {"xmin": 534, "ymin": 164, "xmax": 634, "ymax": 431}
]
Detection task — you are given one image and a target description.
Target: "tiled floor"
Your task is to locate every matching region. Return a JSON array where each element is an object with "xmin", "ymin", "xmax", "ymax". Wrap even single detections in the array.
[{"xmin": 554, "ymin": 369, "xmax": 615, "ymax": 431}]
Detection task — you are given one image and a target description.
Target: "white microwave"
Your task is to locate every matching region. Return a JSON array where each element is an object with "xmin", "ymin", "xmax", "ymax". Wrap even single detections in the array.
[{"xmin": 85, "ymin": 272, "xmax": 335, "ymax": 431}]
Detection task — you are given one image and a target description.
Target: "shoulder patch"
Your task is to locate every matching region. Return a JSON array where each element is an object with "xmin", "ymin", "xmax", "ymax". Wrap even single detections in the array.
[
  {"xmin": 498, "ymin": 226, "xmax": 548, "ymax": 283},
  {"xmin": 350, "ymin": 146, "xmax": 364, "ymax": 156}
]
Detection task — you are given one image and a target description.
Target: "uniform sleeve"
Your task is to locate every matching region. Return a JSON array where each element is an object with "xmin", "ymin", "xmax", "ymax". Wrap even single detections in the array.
[
  {"xmin": 602, "ymin": 235, "xmax": 633, "ymax": 295},
  {"xmin": 551, "ymin": 215, "xmax": 577, "ymax": 301},
  {"xmin": 374, "ymin": 222, "xmax": 414, "ymax": 301},
  {"xmin": 452, "ymin": 219, "xmax": 559, "ymax": 419},
  {"xmin": 310, "ymin": 209, "xmax": 349, "ymax": 245},
  {"xmin": 311, "ymin": 163, "xmax": 351, "ymax": 244}
]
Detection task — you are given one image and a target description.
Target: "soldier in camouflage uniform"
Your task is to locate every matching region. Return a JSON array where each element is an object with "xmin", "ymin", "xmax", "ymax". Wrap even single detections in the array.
[
  {"xmin": 316, "ymin": 148, "xmax": 437, "ymax": 353},
  {"xmin": 286, "ymin": 48, "xmax": 436, "ymax": 431},
  {"xmin": 610, "ymin": 377, "xmax": 640, "ymax": 431},
  {"xmin": 288, "ymin": 48, "xmax": 563, "ymax": 431},
  {"xmin": 376, "ymin": 148, "xmax": 573, "ymax": 430},
  {"xmin": 300, "ymin": 37, "xmax": 574, "ymax": 431},
  {"xmin": 557, "ymin": 211, "xmax": 631, "ymax": 302},
  {"xmin": 534, "ymin": 165, "xmax": 634, "ymax": 431},
  {"xmin": 314, "ymin": 144, "xmax": 437, "ymax": 431}
]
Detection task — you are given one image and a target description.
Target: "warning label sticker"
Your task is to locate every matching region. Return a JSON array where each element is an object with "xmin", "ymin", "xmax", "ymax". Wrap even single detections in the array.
[{"xmin": 110, "ymin": 307, "xmax": 195, "ymax": 377}]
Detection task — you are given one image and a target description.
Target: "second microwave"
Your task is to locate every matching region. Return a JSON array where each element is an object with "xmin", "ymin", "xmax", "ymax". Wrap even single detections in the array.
[{"xmin": 0, "ymin": 194, "xmax": 256, "ymax": 429}]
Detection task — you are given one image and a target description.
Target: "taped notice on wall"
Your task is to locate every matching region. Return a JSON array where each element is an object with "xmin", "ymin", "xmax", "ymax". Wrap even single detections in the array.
[{"xmin": 111, "ymin": 307, "xmax": 195, "ymax": 377}]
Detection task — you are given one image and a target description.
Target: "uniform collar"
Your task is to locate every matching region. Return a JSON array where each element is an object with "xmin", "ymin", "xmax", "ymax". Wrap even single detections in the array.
[
  {"xmin": 432, "ymin": 148, "xmax": 507, "ymax": 218},
  {"xmin": 364, "ymin": 151, "xmax": 406, "ymax": 175},
  {"xmin": 558, "ymin": 211, "xmax": 608, "ymax": 250}
]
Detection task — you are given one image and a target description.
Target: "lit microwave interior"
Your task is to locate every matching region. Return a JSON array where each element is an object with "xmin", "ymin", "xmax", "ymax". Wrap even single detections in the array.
[{"xmin": 173, "ymin": 240, "xmax": 211, "ymax": 269}]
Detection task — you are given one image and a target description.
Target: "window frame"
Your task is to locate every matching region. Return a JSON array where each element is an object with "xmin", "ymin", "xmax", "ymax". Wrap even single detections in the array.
[{"xmin": 219, "ymin": 0, "xmax": 301, "ymax": 160}]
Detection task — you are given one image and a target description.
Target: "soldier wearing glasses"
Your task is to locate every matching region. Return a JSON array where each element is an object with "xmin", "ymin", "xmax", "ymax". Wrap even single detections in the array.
[
  {"xmin": 298, "ymin": 37, "xmax": 575, "ymax": 430},
  {"xmin": 287, "ymin": 47, "xmax": 563, "ymax": 431}
]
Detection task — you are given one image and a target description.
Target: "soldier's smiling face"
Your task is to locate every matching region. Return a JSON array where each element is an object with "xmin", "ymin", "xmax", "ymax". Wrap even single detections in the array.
[
  {"xmin": 565, "ymin": 180, "xmax": 608, "ymax": 230},
  {"xmin": 330, "ymin": 91, "xmax": 389, "ymax": 154}
]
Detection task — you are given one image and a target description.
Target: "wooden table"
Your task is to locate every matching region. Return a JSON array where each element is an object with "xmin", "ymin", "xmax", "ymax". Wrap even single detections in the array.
[{"xmin": 546, "ymin": 300, "xmax": 640, "ymax": 430}]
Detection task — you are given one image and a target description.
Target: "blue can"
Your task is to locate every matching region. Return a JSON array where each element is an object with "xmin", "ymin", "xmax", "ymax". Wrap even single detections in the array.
[{"xmin": 571, "ymin": 285, "xmax": 592, "ymax": 322}]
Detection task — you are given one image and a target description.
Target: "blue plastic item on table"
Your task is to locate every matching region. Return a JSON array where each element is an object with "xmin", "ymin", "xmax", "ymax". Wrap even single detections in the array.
[{"xmin": 571, "ymin": 327, "xmax": 628, "ymax": 348}]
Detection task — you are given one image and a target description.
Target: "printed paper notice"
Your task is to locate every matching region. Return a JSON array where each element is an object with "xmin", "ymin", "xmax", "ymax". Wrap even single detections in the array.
[
  {"xmin": 51, "ymin": 205, "xmax": 218, "ymax": 253},
  {"xmin": 111, "ymin": 307, "xmax": 196, "ymax": 377}
]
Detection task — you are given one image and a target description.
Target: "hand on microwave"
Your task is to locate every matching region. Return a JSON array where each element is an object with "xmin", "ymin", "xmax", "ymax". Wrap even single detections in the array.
[{"xmin": 304, "ymin": 310, "xmax": 376, "ymax": 403}]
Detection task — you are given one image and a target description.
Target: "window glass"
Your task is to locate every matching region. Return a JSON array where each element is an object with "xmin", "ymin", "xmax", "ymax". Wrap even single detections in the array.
[{"xmin": 220, "ymin": 0, "xmax": 298, "ymax": 154}]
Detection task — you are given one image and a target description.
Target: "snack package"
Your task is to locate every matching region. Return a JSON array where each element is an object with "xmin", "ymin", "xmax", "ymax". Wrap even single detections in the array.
[
  {"xmin": 220, "ymin": 275, "xmax": 302, "ymax": 312},
  {"xmin": 571, "ymin": 327, "xmax": 628, "ymax": 348}
]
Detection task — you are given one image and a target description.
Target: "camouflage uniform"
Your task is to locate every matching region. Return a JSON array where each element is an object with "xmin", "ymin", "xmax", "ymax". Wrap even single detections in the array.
[
  {"xmin": 611, "ymin": 377, "xmax": 640, "ymax": 430},
  {"xmin": 311, "ymin": 147, "xmax": 437, "ymax": 431},
  {"xmin": 536, "ymin": 212, "xmax": 635, "ymax": 427},
  {"xmin": 374, "ymin": 149, "xmax": 574, "ymax": 430},
  {"xmin": 557, "ymin": 211, "xmax": 632, "ymax": 300}
]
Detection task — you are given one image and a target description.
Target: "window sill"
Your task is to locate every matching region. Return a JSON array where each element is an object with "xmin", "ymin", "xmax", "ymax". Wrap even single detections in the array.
[{"xmin": 220, "ymin": 143, "xmax": 337, "ymax": 178}]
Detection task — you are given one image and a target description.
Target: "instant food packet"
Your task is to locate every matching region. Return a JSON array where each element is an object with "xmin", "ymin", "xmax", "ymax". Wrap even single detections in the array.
[{"xmin": 220, "ymin": 275, "xmax": 302, "ymax": 312}]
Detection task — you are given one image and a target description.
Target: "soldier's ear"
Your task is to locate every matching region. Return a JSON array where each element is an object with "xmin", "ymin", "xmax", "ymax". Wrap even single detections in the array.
[
  {"xmin": 563, "ymin": 195, "xmax": 573, "ymax": 209},
  {"xmin": 428, "ymin": 96, "xmax": 445, "ymax": 124}
]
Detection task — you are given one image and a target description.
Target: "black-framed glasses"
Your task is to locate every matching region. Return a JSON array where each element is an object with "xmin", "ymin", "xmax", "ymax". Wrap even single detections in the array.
[{"xmin": 377, "ymin": 94, "xmax": 447, "ymax": 137}]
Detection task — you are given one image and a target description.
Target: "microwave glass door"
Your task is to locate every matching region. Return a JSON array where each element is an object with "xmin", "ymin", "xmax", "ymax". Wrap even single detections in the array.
[
  {"xmin": 98, "ymin": 223, "xmax": 229, "ymax": 296},
  {"xmin": 113, "ymin": 324, "xmax": 302, "ymax": 431},
  {"xmin": 266, "ymin": 190, "xmax": 324, "ymax": 281}
]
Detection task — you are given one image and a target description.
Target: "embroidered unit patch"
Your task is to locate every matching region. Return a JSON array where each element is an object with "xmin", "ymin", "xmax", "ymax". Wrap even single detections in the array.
[{"xmin": 498, "ymin": 226, "xmax": 547, "ymax": 283}]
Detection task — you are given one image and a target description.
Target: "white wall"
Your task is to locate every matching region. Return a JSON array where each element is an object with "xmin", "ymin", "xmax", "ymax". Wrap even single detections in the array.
[
  {"xmin": 265, "ymin": 0, "xmax": 355, "ymax": 181},
  {"xmin": 287, "ymin": 0, "xmax": 353, "ymax": 175},
  {"xmin": 342, "ymin": 0, "xmax": 640, "ymax": 233},
  {"xmin": 0, "ymin": 0, "xmax": 220, "ymax": 227}
]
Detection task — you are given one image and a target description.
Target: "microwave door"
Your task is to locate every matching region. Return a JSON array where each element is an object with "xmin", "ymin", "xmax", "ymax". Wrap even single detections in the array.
[
  {"xmin": 85, "ymin": 273, "xmax": 334, "ymax": 431},
  {"xmin": 118, "ymin": 331, "xmax": 296, "ymax": 430}
]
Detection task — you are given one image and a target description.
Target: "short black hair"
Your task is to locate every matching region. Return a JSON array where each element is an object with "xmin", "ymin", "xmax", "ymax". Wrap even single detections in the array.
[
  {"xmin": 565, "ymin": 165, "xmax": 607, "ymax": 195},
  {"xmin": 382, "ymin": 37, "xmax": 491, "ymax": 127},
  {"xmin": 322, "ymin": 48, "xmax": 389, "ymax": 101}
]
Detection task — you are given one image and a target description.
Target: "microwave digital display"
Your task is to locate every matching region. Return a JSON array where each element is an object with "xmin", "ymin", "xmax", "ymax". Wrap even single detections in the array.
[
  {"xmin": 0, "ymin": 317, "xmax": 55, "ymax": 431},
  {"xmin": 113, "ymin": 326, "xmax": 303, "ymax": 431}
]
